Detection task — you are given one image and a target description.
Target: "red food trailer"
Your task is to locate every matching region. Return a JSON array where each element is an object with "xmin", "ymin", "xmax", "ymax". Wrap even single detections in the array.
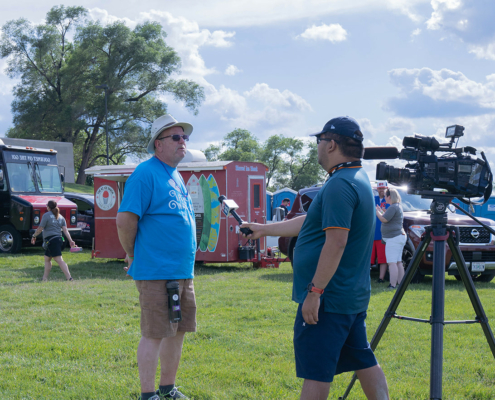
[{"xmin": 86, "ymin": 156, "xmax": 286, "ymax": 267}]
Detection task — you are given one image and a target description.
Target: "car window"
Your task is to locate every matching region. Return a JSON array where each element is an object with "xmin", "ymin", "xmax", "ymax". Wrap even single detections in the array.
[
  {"xmin": 398, "ymin": 189, "xmax": 432, "ymax": 212},
  {"xmin": 301, "ymin": 190, "xmax": 319, "ymax": 212},
  {"xmin": 71, "ymin": 198, "xmax": 93, "ymax": 214}
]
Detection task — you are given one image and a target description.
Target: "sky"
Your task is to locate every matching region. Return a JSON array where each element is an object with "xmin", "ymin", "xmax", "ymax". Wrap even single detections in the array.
[{"xmin": 1, "ymin": 0, "xmax": 495, "ymax": 180}]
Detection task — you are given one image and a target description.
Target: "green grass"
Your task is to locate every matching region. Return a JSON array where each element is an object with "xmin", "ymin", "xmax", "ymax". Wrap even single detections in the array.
[
  {"xmin": 1, "ymin": 250, "xmax": 495, "ymax": 399},
  {"xmin": 64, "ymin": 182, "xmax": 94, "ymax": 194}
]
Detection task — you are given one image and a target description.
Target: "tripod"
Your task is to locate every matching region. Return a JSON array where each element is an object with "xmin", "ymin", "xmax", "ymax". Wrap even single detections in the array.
[{"xmin": 340, "ymin": 195, "xmax": 495, "ymax": 400}]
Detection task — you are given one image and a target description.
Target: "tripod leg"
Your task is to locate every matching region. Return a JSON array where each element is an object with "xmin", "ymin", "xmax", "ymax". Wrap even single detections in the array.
[
  {"xmin": 339, "ymin": 234, "xmax": 431, "ymax": 400},
  {"xmin": 430, "ymin": 238, "xmax": 446, "ymax": 400},
  {"xmin": 447, "ymin": 235, "xmax": 495, "ymax": 358}
]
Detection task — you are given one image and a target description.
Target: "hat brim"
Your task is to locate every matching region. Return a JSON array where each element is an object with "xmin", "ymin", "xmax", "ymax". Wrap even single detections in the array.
[{"xmin": 147, "ymin": 122, "xmax": 193, "ymax": 154}]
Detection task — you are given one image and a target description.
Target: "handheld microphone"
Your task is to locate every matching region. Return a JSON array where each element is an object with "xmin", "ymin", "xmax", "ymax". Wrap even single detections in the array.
[
  {"xmin": 218, "ymin": 195, "xmax": 254, "ymax": 235},
  {"xmin": 363, "ymin": 147, "xmax": 399, "ymax": 160}
]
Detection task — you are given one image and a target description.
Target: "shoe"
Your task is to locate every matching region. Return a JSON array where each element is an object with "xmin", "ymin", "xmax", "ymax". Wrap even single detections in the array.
[
  {"xmin": 139, "ymin": 395, "xmax": 160, "ymax": 400},
  {"xmin": 377, "ymin": 279, "xmax": 385, "ymax": 283},
  {"xmin": 157, "ymin": 387, "xmax": 189, "ymax": 399},
  {"xmin": 387, "ymin": 284, "xmax": 396, "ymax": 289}
]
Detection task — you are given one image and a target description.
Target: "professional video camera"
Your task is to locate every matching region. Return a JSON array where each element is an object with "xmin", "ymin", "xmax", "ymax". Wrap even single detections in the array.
[{"xmin": 364, "ymin": 125, "xmax": 493, "ymax": 202}]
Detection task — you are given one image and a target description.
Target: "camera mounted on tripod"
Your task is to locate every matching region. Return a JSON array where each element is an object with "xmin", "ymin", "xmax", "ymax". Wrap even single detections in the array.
[{"xmin": 374, "ymin": 125, "xmax": 493, "ymax": 202}]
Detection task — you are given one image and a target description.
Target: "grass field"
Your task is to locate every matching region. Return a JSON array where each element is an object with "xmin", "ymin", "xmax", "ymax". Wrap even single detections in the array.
[
  {"xmin": 64, "ymin": 182, "xmax": 94, "ymax": 194},
  {"xmin": 1, "ymin": 249, "xmax": 495, "ymax": 399}
]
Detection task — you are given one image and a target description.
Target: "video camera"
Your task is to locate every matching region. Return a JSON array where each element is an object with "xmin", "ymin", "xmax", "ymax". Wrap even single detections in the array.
[{"xmin": 365, "ymin": 125, "xmax": 493, "ymax": 202}]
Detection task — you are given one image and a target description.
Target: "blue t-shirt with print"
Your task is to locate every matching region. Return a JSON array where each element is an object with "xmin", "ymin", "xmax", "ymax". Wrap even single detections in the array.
[
  {"xmin": 119, "ymin": 157, "xmax": 196, "ymax": 280},
  {"xmin": 292, "ymin": 167, "xmax": 375, "ymax": 314},
  {"xmin": 374, "ymin": 196, "xmax": 389, "ymax": 240}
]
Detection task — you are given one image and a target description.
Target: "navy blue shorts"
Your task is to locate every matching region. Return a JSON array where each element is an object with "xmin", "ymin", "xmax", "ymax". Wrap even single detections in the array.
[{"xmin": 293, "ymin": 302, "xmax": 377, "ymax": 382}]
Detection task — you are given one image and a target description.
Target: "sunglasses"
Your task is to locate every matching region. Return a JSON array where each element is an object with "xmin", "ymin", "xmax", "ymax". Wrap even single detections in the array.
[
  {"xmin": 316, "ymin": 134, "xmax": 335, "ymax": 145},
  {"xmin": 157, "ymin": 134, "xmax": 189, "ymax": 142}
]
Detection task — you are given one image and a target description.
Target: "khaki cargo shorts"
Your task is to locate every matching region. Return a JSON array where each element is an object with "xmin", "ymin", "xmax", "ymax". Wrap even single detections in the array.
[{"xmin": 135, "ymin": 279, "xmax": 197, "ymax": 338}]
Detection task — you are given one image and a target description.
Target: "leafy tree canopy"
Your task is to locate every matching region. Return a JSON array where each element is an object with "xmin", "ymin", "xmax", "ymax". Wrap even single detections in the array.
[
  {"xmin": 203, "ymin": 129, "xmax": 326, "ymax": 191},
  {"xmin": 1, "ymin": 5, "xmax": 204, "ymax": 184}
]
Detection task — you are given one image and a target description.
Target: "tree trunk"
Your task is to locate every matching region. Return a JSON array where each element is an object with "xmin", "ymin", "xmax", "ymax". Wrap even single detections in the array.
[{"xmin": 75, "ymin": 124, "xmax": 101, "ymax": 184}]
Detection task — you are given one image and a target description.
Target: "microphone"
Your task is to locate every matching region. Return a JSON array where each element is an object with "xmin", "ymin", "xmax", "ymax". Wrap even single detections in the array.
[
  {"xmin": 218, "ymin": 195, "xmax": 254, "ymax": 235},
  {"xmin": 363, "ymin": 147, "xmax": 399, "ymax": 160}
]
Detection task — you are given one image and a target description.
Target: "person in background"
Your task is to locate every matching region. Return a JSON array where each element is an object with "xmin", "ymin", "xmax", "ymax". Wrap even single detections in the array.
[
  {"xmin": 116, "ymin": 114, "xmax": 196, "ymax": 400},
  {"xmin": 371, "ymin": 182, "xmax": 389, "ymax": 283},
  {"xmin": 30, "ymin": 200, "xmax": 76, "ymax": 281},
  {"xmin": 281, "ymin": 198, "xmax": 291, "ymax": 216},
  {"xmin": 376, "ymin": 187, "xmax": 406, "ymax": 289}
]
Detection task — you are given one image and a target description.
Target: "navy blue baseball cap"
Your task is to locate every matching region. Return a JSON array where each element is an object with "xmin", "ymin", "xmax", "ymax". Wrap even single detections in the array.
[{"xmin": 310, "ymin": 116, "xmax": 363, "ymax": 142}]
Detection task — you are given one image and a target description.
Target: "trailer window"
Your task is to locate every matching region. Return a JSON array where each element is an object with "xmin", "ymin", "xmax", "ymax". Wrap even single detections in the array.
[
  {"xmin": 6, "ymin": 163, "xmax": 36, "ymax": 192},
  {"xmin": 254, "ymin": 184, "xmax": 261, "ymax": 209}
]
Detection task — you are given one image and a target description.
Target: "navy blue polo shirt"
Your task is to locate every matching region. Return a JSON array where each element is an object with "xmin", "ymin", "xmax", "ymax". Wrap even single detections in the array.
[{"xmin": 292, "ymin": 167, "xmax": 375, "ymax": 314}]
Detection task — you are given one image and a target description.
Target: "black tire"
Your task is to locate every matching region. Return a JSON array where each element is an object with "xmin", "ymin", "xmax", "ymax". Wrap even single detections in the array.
[
  {"xmin": 288, "ymin": 237, "xmax": 297, "ymax": 268},
  {"xmin": 455, "ymin": 273, "xmax": 495, "ymax": 283},
  {"xmin": 402, "ymin": 239, "xmax": 424, "ymax": 283},
  {"xmin": 0, "ymin": 225, "xmax": 22, "ymax": 254}
]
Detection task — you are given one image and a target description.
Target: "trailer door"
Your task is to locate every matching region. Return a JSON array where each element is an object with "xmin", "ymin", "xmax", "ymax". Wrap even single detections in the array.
[{"xmin": 248, "ymin": 175, "xmax": 266, "ymax": 251}]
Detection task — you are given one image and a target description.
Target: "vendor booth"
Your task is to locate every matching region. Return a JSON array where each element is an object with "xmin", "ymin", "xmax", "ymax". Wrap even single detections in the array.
[{"xmin": 85, "ymin": 152, "xmax": 285, "ymax": 267}]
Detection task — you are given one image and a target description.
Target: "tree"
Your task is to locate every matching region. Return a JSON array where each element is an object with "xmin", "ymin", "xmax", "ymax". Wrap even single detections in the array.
[
  {"xmin": 217, "ymin": 128, "xmax": 260, "ymax": 162},
  {"xmin": 202, "ymin": 129, "xmax": 325, "ymax": 191},
  {"xmin": 1, "ymin": 6, "xmax": 204, "ymax": 184},
  {"xmin": 258, "ymin": 134, "xmax": 294, "ymax": 188}
]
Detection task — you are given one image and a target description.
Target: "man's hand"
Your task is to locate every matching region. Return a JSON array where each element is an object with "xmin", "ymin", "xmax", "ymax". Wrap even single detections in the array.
[
  {"xmin": 239, "ymin": 222, "xmax": 267, "ymax": 240},
  {"xmin": 31, "ymin": 237, "xmax": 36, "ymax": 245},
  {"xmin": 302, "ymin": 292, "xmax": 321, "ymax": 324}
]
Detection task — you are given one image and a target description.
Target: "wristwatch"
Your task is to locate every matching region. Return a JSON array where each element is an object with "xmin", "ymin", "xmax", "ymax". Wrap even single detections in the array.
[{"xmin": 307, "ymin": 282, "xmax": 324, "ymax": 295}]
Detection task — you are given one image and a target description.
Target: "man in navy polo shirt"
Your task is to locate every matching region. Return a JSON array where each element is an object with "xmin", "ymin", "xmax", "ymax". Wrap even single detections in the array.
[
  {"xmin": 243, "ymin": 116, "xmax": 389, "ymax": 400},
  {"xmin": 117, "ymin": 114, "xmax": 196, "ymax": 400}
]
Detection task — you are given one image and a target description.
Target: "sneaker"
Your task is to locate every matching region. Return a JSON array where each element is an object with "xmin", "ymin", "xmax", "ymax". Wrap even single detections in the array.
[
  {"xmin": 377, "ymin": 278, "xmax": 385, "ymax": 283},
  {"xmin": 140, "ymin": 395, "xmax": 160, "ymax": 400},
  {"xmin": 387, "ymin": 284, "xmax": 396, "ymax": 289},
  {"xmin": 157, "ymin": 387, "xmax": 189, "ymax": 399}
]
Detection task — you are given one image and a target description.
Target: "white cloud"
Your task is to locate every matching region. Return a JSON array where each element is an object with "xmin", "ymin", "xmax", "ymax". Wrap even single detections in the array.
[
  {"xmin": 244, "ymin": 83, "xmax": 313, "ymax": 112},
  {"xmin": 386, "ymin": 68, "xmax": 495, "ymax": 117},
  {"xmin": 225, "ymin": 65, "xmax": 242, "ymax": 76},
  {"xmin": 411, "ymin": 28, "xmax": 422, "ymax": 37},
  {"xmin": 426, "ymin": 0, "xmax": 462, "ymax": 30},
  {"xmin": 298, "ymin": 23, "xmax": 347, "ymax": 42},
  {"xmin": 387, "ymin": 0, "xmax": 424, "ymax": 22},
  {"xmin": 469, "ymin": 43, "xmax": 495, "ymax": 61},
  {"xmin": 424, "ymin": 0, "xmax": 495, "ymax": 60}
]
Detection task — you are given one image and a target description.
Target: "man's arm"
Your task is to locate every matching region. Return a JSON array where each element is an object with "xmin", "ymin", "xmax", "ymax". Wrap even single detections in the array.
[
  {"xmin": 116, "ymin": 211, "xmax": 139, "ymax": 256},
  {"xmin": 302, "ymin": 228, "xmax": 348, "ymax": 325},
  {"xmin": 241, "ymin": 215, "xmax": 306, "ymax": 240}
]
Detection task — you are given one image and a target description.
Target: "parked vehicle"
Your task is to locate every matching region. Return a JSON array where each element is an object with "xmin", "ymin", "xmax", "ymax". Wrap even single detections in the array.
[
  {"xmin": 279, "ymin": 184, "xmax": 495, "ymax": 282},
  {"xmin": 0, "ymin": 139, "xmax": 80, "ymax": 253},
  {"xmin": 63, "ymin": 193, "xmax": 94, "ymax": 247}
]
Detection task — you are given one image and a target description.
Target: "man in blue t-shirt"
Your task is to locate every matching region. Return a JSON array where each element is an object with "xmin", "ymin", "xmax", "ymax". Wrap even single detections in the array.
[
  {"xmin": 243, "ymin": 117, "xmax": 389, "ymax": 400},
  {"xmin": 117, "ymin": 114, "xmax": 196, "ymax": 400}
]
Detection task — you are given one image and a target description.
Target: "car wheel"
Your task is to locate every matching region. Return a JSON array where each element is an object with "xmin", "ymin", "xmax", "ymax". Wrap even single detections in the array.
[
  {"xmin": 402, "ymin": 240, "xmax": 424, "ymax": 284},
  {"xmin": 288, "ymin": 237, "xmax": 297, "ymax": 268},
  {"xmin": 0, "ymin": 225, "xmax": 22, "ymax": 254}
]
